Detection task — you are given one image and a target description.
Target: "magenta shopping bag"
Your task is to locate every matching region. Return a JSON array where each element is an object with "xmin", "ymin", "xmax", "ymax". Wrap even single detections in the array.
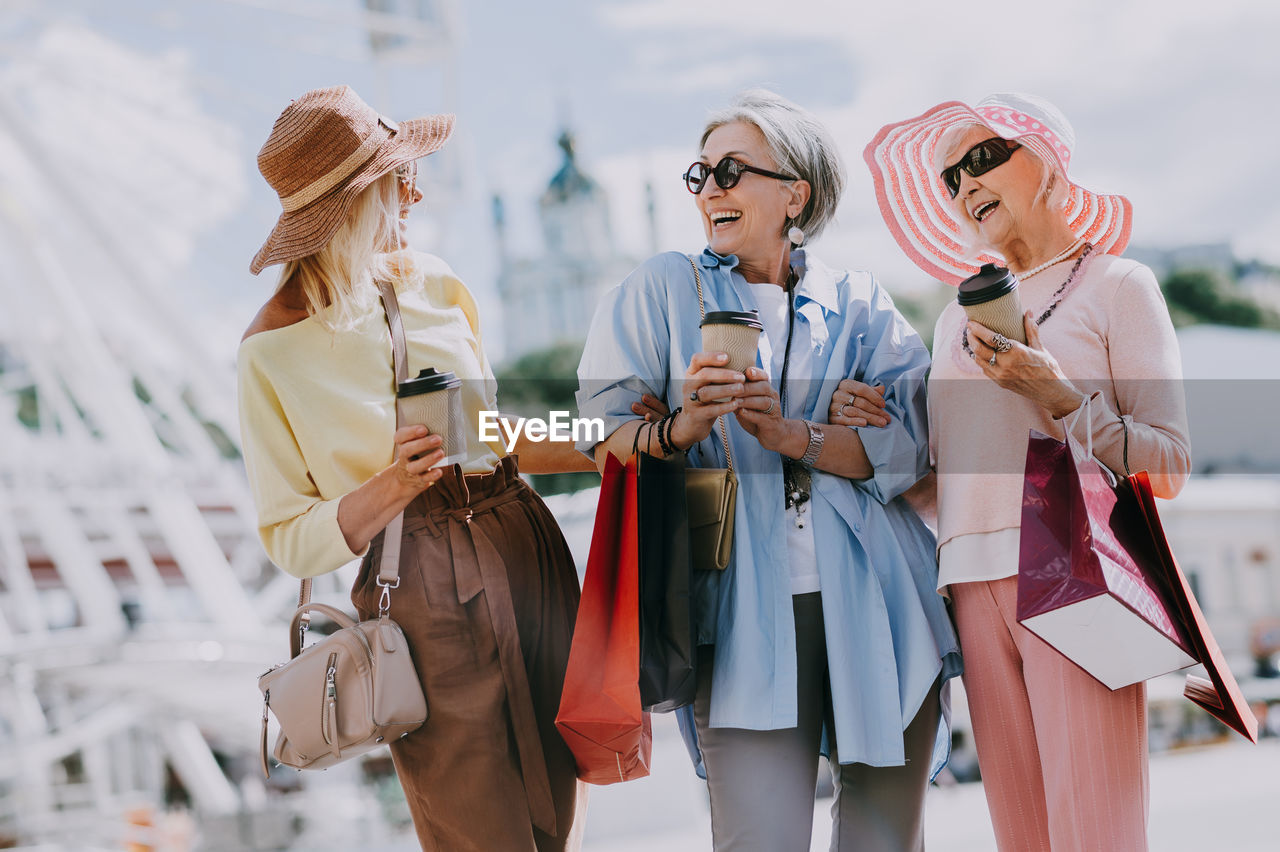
[{"xmin": 1017, "ymin": 426, "xmax": 1196, "ymax": 690}]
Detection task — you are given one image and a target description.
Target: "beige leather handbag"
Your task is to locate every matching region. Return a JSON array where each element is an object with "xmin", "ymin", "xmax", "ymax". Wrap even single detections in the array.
[
  {"xmin": 258, "ymin": 280, "xmax": 428, "ymax": 778},
  {"xmin": 685, "ymin": 256, "xmax": 738, "ymax": 571},
  {"xmin": 259, "ymin": 601, "xmax": 426, "ymax": 776}
]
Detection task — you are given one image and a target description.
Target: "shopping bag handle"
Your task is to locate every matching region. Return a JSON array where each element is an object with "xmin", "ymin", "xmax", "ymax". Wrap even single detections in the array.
[
  {"xmin": 631, "ymin": 419, "xmax": 657, "ymax": 458},
  {"xmin": 1120, "ymin": 415, "xmax": 1131, "ymax": 477},
  {"xmin": 1065, "ymin": 393, "xmax": 1133, "ymax": 478},
  {"xmin": 1064, "ymin": 393, "xmax": 1095, "ymax": 459}
]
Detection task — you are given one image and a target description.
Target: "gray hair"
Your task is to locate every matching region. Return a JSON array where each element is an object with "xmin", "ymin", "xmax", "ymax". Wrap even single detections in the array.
[{"xmin": 700, "ymin": 89, "xmax": 845, "ymax": 244}]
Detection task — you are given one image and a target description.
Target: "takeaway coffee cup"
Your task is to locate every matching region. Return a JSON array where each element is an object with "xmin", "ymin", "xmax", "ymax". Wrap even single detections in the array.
[
  {"xmin": 957, "ymin": 263, "xmax": 1028, "ymax": 344},
  {"xmin": 700, "ymin": 310, "xmax": 764, "ymax": 403},
  {"xmin": 397, "ymin": 368, "xmax": 466, "ymax": 468},
  {"xmin": 700, "ymin": 310, "xmax": 764, "ymax": 374}
]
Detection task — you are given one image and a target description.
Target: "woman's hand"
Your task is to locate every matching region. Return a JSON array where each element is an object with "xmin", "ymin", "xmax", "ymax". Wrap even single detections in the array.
[
  {"xmin": 734, "ymin": 366, "xmax": 806, "ymax": 454},
  {"xmin": 631, "ymin": 393, "xmax": 671, "ymax": 423},
  {"xmin": 337, "ymin": 425, "xmax": 445, "ymax": 555},
  {"xmin": 392, "ymin": 425, "xmax": 447, "ymax": 495},
  {"xmin": 828, "ymin": 380, "xmax": 890, "ymax": 427},
  {"xmin": 967, "ymin": 313, "xmax": 1086, "ymax": 419},
  {"xmin": 668, "ymin": 352, "xmax": 743, "ymax": 449}
]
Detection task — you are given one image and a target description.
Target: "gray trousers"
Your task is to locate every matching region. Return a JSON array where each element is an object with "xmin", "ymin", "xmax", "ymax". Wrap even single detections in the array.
[{"xmin": 693, "ymin": 593, "xmax": 941, "ymax": 852}]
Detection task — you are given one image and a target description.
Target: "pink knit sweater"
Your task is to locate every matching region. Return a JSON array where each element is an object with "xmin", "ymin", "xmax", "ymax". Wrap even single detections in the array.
[{"xmin": 928, "ymin": 252, "xmax": 1191, "ymax": 553}]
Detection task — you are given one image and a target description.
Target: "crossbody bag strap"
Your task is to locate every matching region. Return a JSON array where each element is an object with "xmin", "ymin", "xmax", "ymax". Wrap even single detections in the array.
[
  {"xmin": 295, "ymin": 280, "xmax": 409, "ymax": 618},
  {"xmin": 374, "ymin": 279, "xmax": 408, "ymax": 594},
  {"xmin": 687, "ymin": 255, "xmax": 734, "ymax": 473}
]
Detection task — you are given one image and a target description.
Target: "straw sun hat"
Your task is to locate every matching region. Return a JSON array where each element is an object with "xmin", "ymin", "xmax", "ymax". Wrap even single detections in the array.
[
  {"xmin": 250, "ymin": 85, "xmax": 454, "ymax": 274},
  {"xmin": 863, "ymin": 92, "xmax": 1132, "ymax": 286}
]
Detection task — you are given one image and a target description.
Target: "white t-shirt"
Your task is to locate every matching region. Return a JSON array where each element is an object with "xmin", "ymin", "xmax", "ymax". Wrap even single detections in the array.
[{"xmin": 749, "ymin": 282, "xmax": 820, "ymax": 596}]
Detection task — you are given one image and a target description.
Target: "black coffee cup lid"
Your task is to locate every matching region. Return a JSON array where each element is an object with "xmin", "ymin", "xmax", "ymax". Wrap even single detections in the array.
[
  {"xmin": 398, "ymin": 367, "xmax": 461, "ymax": 397},
  {"xmin": 701, "ymin": 310, "xmax": 763, "ymax": 331},
  {"xmin": 957, "ymin": 263, "xmax": 1018, "ymax": 306}
]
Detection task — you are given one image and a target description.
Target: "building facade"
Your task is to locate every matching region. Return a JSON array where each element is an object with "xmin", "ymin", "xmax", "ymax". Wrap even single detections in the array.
[{"xmin": 494, "ymin": 130, "xmax": 638, "ymax": 363}]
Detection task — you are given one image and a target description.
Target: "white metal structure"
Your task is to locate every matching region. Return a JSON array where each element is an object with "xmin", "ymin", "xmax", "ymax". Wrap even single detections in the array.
[{"xmin": 0, "ymin": 3, "xmax": 459, "ymax": 848}]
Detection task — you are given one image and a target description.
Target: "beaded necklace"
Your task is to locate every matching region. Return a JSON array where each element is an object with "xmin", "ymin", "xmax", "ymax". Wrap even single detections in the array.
[{"xmin": 961, "ymin": 242, "xmax": 1094, "ymax": 358}]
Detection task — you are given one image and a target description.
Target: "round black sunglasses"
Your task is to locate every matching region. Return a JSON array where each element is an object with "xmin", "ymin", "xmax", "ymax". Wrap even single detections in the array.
[{"xmin": 684, "ymin": 156, "xmax": 797, "ymax": 195}]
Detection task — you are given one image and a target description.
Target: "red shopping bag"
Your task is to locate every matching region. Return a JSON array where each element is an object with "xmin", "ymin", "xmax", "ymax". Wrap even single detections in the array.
[
  {"xmin": 1017, "ymin": 427, "xmax": 1196, "ymax": 689},
  {"xmin": 555, "ymin": 452, "xmax": 653, "ymax": 784}
]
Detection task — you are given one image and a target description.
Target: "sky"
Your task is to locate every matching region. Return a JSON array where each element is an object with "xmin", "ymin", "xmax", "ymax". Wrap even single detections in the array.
[{"xmin": 5, "ymin": 0, "xmax": 1279, "ymax": 362}]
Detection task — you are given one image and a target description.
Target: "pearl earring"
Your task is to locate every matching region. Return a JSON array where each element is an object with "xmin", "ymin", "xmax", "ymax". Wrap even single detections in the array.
[{"xmin": 788, "ymin": 226, "xmax": 805, "ymax": 246}]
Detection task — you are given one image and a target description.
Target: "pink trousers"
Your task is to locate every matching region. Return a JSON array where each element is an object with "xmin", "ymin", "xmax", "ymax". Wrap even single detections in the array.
[{"xmin": 951, "ymin": 576, "xmax": 1149, "ymax": 851}]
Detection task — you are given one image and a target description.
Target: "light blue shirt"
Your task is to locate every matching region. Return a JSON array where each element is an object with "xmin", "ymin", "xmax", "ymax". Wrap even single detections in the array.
[{"xmin": 576, "ymin": 248, "xmax": 962, "ymax": 776}]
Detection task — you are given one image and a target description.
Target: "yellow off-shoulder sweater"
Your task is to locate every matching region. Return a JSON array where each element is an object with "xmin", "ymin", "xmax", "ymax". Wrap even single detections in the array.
[{"xmin": 236, "ymin": 253, "xmax": 503, "ymax": 578}]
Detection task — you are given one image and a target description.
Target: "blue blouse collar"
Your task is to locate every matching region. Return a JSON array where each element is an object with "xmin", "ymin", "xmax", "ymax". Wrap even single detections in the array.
[{"xmin": 699, "ymin": 246, "xmax": 843, "ymax": 317}]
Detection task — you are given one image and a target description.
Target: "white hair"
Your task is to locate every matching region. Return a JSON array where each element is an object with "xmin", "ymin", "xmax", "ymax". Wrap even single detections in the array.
[{"xmin": 935, "ymin": 122, "xmax": 1070, "ymax": 253}]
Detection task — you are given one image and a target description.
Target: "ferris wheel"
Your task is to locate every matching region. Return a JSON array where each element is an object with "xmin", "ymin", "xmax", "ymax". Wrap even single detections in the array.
[{"xmin": 0, "ymin": 2, "xmax": 460, "ymax": 848}]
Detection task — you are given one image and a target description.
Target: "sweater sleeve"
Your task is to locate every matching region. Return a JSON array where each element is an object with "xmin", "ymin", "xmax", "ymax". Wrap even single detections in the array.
[
  {"xmin": 237, "ymin": 340, "xmax": 366, "ymax": 578},
  {"xmin": 1061, "ymin": 262, "xmax": 1191, "ymax": 498}
]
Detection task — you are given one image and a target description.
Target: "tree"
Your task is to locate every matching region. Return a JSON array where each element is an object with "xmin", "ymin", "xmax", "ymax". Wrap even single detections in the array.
[
  {"xmin": 1161, "ymin": 268, "xmax": 1278, "ymax": 329},
  {"xmin": 495, "ymin": 341, "xmax": 597, "ymax": 496},
  {"xmin": 495, "ymin": 341, "xmax": 585, "ymax": 416}
]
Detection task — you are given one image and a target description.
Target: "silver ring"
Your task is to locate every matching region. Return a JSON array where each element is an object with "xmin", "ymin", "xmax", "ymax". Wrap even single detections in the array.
[
  {"xmin": 763, "ymin": 399, "xmax": 775, "ymax": 415},
  {"xmin": 988, "ymin": 353, "xmax": 998, "ymax": 366},
  {"xmin": 689, "ymin": 390, "xmax": 700, "ymax": 402},
  {"xmin": 991, "ymin": 332, "xmax": 1013, "ymax": 353},
  {"xmin": 838, "ymin": 402, "xmax": 851, "ymax": 418}
]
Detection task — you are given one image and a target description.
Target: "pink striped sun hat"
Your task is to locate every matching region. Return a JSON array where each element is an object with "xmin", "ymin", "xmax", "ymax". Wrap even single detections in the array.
[{"xmin": 863, "ymin": 93, "xmax": 1132, "ymax": 286}]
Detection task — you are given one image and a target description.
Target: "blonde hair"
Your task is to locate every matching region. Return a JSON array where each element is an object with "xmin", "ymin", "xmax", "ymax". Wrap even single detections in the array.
[{"xmin": 275, "ymin": 171, "xmax": 417, "ymax": 331}]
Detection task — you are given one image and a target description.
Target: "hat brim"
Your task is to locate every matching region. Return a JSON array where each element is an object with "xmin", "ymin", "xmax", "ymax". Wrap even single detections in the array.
[
  {"xmin": 863, "ymin": 102, "xmax": 1131, "ymax": 286},
  {"xmin": 250, "ymin": 113, "xmax": 455, "ymax": 275}
]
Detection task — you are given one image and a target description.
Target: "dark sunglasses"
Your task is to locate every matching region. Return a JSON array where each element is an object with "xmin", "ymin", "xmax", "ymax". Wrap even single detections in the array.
[
  {"xmin": 940, "ymin": 137, "xmax": 1021, "ymax": 198},
  {"xmin": 683, "ymin": 156, "xmax": 797, "ymax": 195}
]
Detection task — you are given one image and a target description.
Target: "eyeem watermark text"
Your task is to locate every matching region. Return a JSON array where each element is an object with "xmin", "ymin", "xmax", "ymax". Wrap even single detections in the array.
[{"xmin": 478, "ymin": 412, "xmax": 604, "ymax": 453}]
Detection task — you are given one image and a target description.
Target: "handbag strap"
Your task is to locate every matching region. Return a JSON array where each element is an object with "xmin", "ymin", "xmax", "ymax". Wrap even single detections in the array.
[
  {"xmin": 686, "ymin": 255, "xmax": 735, "ymax": 473},
  {"xmin": 295, "ymin": 279, "xmax": 408, "ymax": 620},
  {"xmin": 373, "ymin": 279, "xmax": 408, "ymax": 592}
]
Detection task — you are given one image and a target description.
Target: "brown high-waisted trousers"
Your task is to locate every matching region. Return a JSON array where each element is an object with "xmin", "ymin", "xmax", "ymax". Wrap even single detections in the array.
[{"xmin": 352, "ymin": 456, "xmax": 584, "ymax": 851}]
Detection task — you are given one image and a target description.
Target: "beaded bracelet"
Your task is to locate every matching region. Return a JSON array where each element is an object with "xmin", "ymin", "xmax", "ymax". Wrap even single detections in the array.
[{"xmin": 655, "ymin": 413, "xmax": 673, "ymax": 455}]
